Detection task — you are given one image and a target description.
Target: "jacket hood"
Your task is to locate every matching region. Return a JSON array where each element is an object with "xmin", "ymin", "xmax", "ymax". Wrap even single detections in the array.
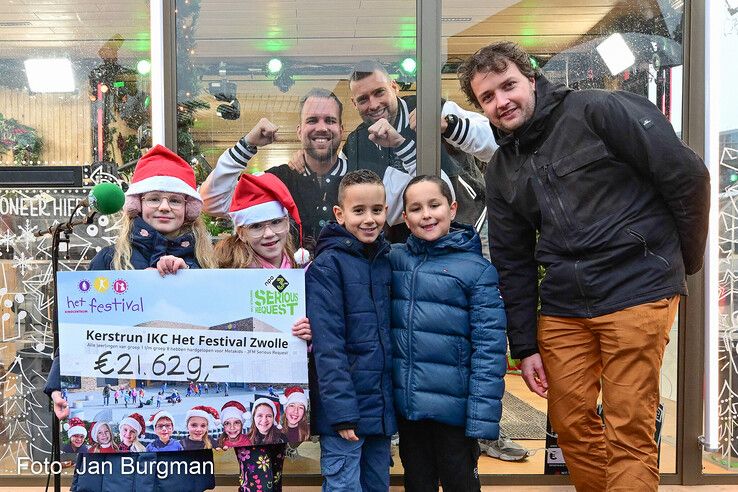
[
  {"xmin": 493, "ymin": 75, "xmax": 571, "ymax": 152},
  {"xmin": 314, "ymin": 222, "xmax": 389, "ymax": 259},
  {"xmin": 405, "ymin": 222, "xmax": 482, "ymax": 256}
]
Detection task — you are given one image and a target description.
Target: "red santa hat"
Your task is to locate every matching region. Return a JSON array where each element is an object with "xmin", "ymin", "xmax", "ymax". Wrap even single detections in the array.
[
  {"xmin": 149, "ymin": 410, "xmax": 175, "ymax": 429},
  {"xmin": 250, "ymin": 397, "xmax": 282, "ymax": 430},
  {"xmin": 186, "ymin": 405, "xmax": 220, "ymax": 427},
  {"xmin": 89, "ymin": 421, "xmax": 112, "ymax": 444},
  {"xmin": 123, "ymin": 144, "xmax": 203, "ymax": 221},
  {"xmin": 228, "ymin": 172, "xmax": 310, "ymax": 264},
  {"xmin": 120, "ymin": 413, "xmax": 145, "ymax": 437},
  {"xmin": 220, "ymin": 400, "xmax": 248, "ymax": 425},
  {"xmin": 63, "ymin": 417, "xmax": 87, "ymax": 439},
  {"xmin": 279, "ymin": 386, "xmax": 308, "ymax": 409}
]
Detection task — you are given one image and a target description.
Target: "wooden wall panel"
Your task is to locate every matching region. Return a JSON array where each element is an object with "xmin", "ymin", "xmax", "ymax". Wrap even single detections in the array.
[{"xmin": 0, "ymin": 88, "xmax": 92, "ymax": 165}]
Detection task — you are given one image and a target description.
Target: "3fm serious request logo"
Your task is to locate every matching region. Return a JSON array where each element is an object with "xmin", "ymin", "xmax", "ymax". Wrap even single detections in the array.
[{"xmin": 251, "ymin": 274, "xmax": 299, "ymax": 315}]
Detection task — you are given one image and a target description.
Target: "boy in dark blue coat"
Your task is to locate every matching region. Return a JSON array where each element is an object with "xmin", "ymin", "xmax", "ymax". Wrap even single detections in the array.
[{"xmin": 306, "ymin": 169, "xmax": 396, "ymax": 491}]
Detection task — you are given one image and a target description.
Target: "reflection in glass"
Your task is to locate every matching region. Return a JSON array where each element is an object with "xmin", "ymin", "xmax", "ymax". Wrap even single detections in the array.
[
  {"xmin": 707, "ymin": 0, "xmax": 738, "ymax": 476},
  {"xmin": 178, "ymin": 0, "xmax": 417, "ymax": 476},
  {"xmin": 0, "ymin": 0, "xmax": 151, "ymax": 475}
]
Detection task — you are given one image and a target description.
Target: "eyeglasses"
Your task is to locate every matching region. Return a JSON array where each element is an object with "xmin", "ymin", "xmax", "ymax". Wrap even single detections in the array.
[
  {"xmin": 155, "ymin": 423, "xmax": 173, "ymax": 430},
  {"xmin": 243, "ymin": 217, "xmax": 290, "ymax": 238},
  {"xmin": 142, "ymin": 195, "xmax": 186, "ymax": 210}
]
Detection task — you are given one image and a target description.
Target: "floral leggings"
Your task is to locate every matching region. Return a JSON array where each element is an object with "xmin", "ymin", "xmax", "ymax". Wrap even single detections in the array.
[{"xmin": 236, "ymin": 444, "xmax": 286, "ymax": 492}]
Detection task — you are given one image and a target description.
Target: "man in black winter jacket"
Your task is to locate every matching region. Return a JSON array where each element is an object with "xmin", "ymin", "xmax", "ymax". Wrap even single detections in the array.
[{"xmin": 459, "ymin": 42, "xmax": 709, "ymax": 491}]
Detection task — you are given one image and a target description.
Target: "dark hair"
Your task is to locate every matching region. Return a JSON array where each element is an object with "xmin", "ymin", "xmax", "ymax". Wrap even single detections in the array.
[
  {"xmin": 402, "ymin": 175, "xmax": 454, "ymax": 210},
  {"xmin": 349, "ymin": 60, "xmax": 390, "ymax": 84},
  {"xmin": 299, "ymin": 88, "xmax": 343, "ymax": 125},
  {"xmin": 457, "ymin": 42, "xmax": 539, "ymax": 109},
  {"xmin": 337, "ymin": 169, "xmax": 384, "ymax": 205}
]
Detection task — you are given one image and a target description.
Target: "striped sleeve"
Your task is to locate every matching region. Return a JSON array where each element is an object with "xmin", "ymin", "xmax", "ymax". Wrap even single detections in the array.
[
  {"xmin": 442, "ymin": 100, "xmax": 498, "ymax": 163},
  {"xmin": 393, "ymin": 138, "xmax": 417, "ymax": 174},
  {"xmin": 199, "ymin": 137, "xmax": 255, "ymax": 217}
]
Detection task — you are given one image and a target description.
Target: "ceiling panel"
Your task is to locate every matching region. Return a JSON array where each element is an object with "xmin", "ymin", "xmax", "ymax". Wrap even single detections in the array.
[{"xmin": 0, "ymin": 0, "xmax": 634, "ymax": 60}]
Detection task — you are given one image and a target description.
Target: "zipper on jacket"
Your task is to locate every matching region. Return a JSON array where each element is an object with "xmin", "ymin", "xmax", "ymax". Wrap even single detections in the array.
[
  {"xmin": 530, "ymin": 156, "xmax": 589, "ymax": 312},
  {"xmin": 573, "ymin": 260, "xmax": 592, "ymax": 317},
  {"xmin": 626, "ymin": 228, "xmax": 671, "ymax": 268},
  {"xmin": 543, "ymin": 164, "xmax": 575, "ymax": 231},
  {"xmin": 369, "ymin": 246, "xmax": 390, "ymax": 436},
  {"xmin": 405, "ymin": 253, "xmax": 427, "ymax": 417},
  {"xmin": 514, "ymin": 138, "xmax": 520, "ymax": 156},
  {"xmin": 529, "ymin": 157, "xmax": 573, "ymax": 254}
]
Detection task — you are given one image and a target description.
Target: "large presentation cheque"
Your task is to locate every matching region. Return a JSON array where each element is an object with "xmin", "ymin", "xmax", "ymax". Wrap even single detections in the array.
[{"xmin": 56, "ymin": 269, "xmax": 309, "ymax": 454}]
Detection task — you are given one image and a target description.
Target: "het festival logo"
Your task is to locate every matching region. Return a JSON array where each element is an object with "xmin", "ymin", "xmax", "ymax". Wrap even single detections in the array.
[{"xmin": 64, "ymin": 276, "xmax": 142, "ymax": 315}]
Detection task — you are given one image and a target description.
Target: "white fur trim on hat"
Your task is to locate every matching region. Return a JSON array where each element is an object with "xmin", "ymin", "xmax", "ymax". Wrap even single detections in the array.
[
  {"xmin": 186, "ymin": 408, "xmax": 220, "ymax": 426},
  {"xmin": 119, "ymin": 416, "xmax": 142, "ymax": 436},
  {"xmin": 126, "ymin": 176, "xmax": 202, "ymax": 202},
  {"xmin": 229, "ymin": 201, "xmax": 287, "ymax": 227},
  {"xmin": 280, "ymin": 390, "xmax": 308, "ymax": 409},
  {"xmin": 221, "ymin": 407, "xmax": 248, "ymax": 425},
  {"xmin": 66, "ymin": 425, "xmax": 87, "ymax": 439},
  {"xmin": 149, "ymin": 411, "xmax": 175, "ymax": 429}
]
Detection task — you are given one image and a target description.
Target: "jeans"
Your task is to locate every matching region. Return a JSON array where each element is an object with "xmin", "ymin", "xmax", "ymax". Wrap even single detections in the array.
[{"xmin": 320, "ymin": 434, "xmax": 391, "ymax": 492}]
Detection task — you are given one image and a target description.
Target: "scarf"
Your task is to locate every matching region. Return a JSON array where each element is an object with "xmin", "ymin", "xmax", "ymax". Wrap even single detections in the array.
[{"xmin": 253, "ymin": 253, "xmax": 291, "ymax": 269}]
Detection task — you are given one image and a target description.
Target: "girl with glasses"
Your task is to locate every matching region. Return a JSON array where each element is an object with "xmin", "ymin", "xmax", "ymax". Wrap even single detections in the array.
[
  {"xmin": 207, "ymin": 172, "xmax": 312, "ymax": 492},
  {"xmin": 45, "ymin": 145, "xmax": 216, "ymax": 492}
]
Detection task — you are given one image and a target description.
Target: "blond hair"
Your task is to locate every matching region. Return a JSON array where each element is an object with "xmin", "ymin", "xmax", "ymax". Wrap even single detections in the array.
[
  {"xmin": 214, "ymin": 226, "xmax": 296, "ymax": 269},
  {"xmin": 127, "ymin": 437, "xmax": 146, "ymax": 452},
  {"xmin": 202, "ymin": 434, "xmax": 213, "ymax": 449},
  {"xmin": 111, "ymin": 214, "xmax": 216, "ymax": 270}
]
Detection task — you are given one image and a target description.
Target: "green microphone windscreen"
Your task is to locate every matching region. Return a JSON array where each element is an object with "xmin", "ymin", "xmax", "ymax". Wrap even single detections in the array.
[{"xmin": 88, "ymin": 182, "xmax": 125, "ymax": 215}]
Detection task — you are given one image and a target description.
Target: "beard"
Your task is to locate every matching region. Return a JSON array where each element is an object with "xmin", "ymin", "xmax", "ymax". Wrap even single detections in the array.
[{"xmin": 304, "ymin": 140, "xmax": 339, "ymax": 165}]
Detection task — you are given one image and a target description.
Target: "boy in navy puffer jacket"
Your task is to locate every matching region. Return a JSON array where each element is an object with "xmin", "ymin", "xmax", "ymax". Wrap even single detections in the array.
[{"xmin": 306, "ymin": 169, "xmax": 396, "ymax": 492}]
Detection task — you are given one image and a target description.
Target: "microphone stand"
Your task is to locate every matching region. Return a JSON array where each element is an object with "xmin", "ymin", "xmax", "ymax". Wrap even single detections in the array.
[{"xmin": 36, "ymin": 203, "xmax": 96, "ymax": 492}]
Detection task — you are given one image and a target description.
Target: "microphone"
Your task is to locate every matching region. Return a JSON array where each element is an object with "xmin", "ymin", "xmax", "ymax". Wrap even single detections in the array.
[
  {"xmin": 35, "ymin": 183, "xmax": 125, "ymax": 237},
  {"xmin": 81, "ymin": 182, "xmax": 125, "ymax": 215}
]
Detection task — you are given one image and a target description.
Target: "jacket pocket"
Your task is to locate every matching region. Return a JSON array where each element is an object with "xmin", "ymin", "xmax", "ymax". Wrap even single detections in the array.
[
  {"xmin": 548, "ymin": 141, "xmax": 635, "ymax": 230},
  {"xmin": 320, "ymin": 455, "xmax": 347, "ymax": 478},
  {"xmin": 626, "ymin": 228, "xmax": 671, "ymax": 269},
  {"xmin": 551, "ymin": 142, "xmax": 610, "ymax": 176}
]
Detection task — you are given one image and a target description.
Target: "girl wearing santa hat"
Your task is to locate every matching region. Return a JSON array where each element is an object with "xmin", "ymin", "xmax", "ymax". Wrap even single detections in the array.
[
  {"xmin": 45, "ymin": 145, "xmax": 216, "ymax": 491},
  {"xmin": 217, "ymin": 401, "xmax": 252, "ymax": 448},
  {"xmin": 180, "ymin": 405, "xmax": 219, "ymax": 450},
  {"xmin": 90, "ymin": 143, "xmax": 216, "ymax": 271},
  {"xmin": 204, "ymin": 171, "xmax": 312, "ymax": 492},
  {"xmin": 246, "ymin": 398, "xmax": 288, "ymax": 447},
  {"xmin": 145, "ymin": 411, "xmax": 183, "ymax": 452},
  {"xmin": 118, "ymin": 413, "xmax": 146, "ymax": 452},
  {"xmin": 62, "ymin": 418, "xmax": 89, "ymax": 454},
  {"xmin": 88, "ymin": 421, "xmax": 119, "ymax": 454},
  {"xmin": 279, "ymin": 386, "xmax": 310, "ymax": 443}
]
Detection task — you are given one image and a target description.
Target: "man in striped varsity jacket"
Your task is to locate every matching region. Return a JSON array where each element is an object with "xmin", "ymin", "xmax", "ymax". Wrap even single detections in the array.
[
  {"xmin": 342, "ymin": 60, "xmax": 498, "ymax": 236},
  {"xmin": 200, "ymin": 88, "xmax": 347, "ymax": 250}
]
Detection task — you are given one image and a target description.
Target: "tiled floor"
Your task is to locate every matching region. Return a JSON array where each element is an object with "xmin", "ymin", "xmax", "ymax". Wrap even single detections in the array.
[{"xmin": 1, "ymin": 486, "xmax": 735, "ymax": 491}]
